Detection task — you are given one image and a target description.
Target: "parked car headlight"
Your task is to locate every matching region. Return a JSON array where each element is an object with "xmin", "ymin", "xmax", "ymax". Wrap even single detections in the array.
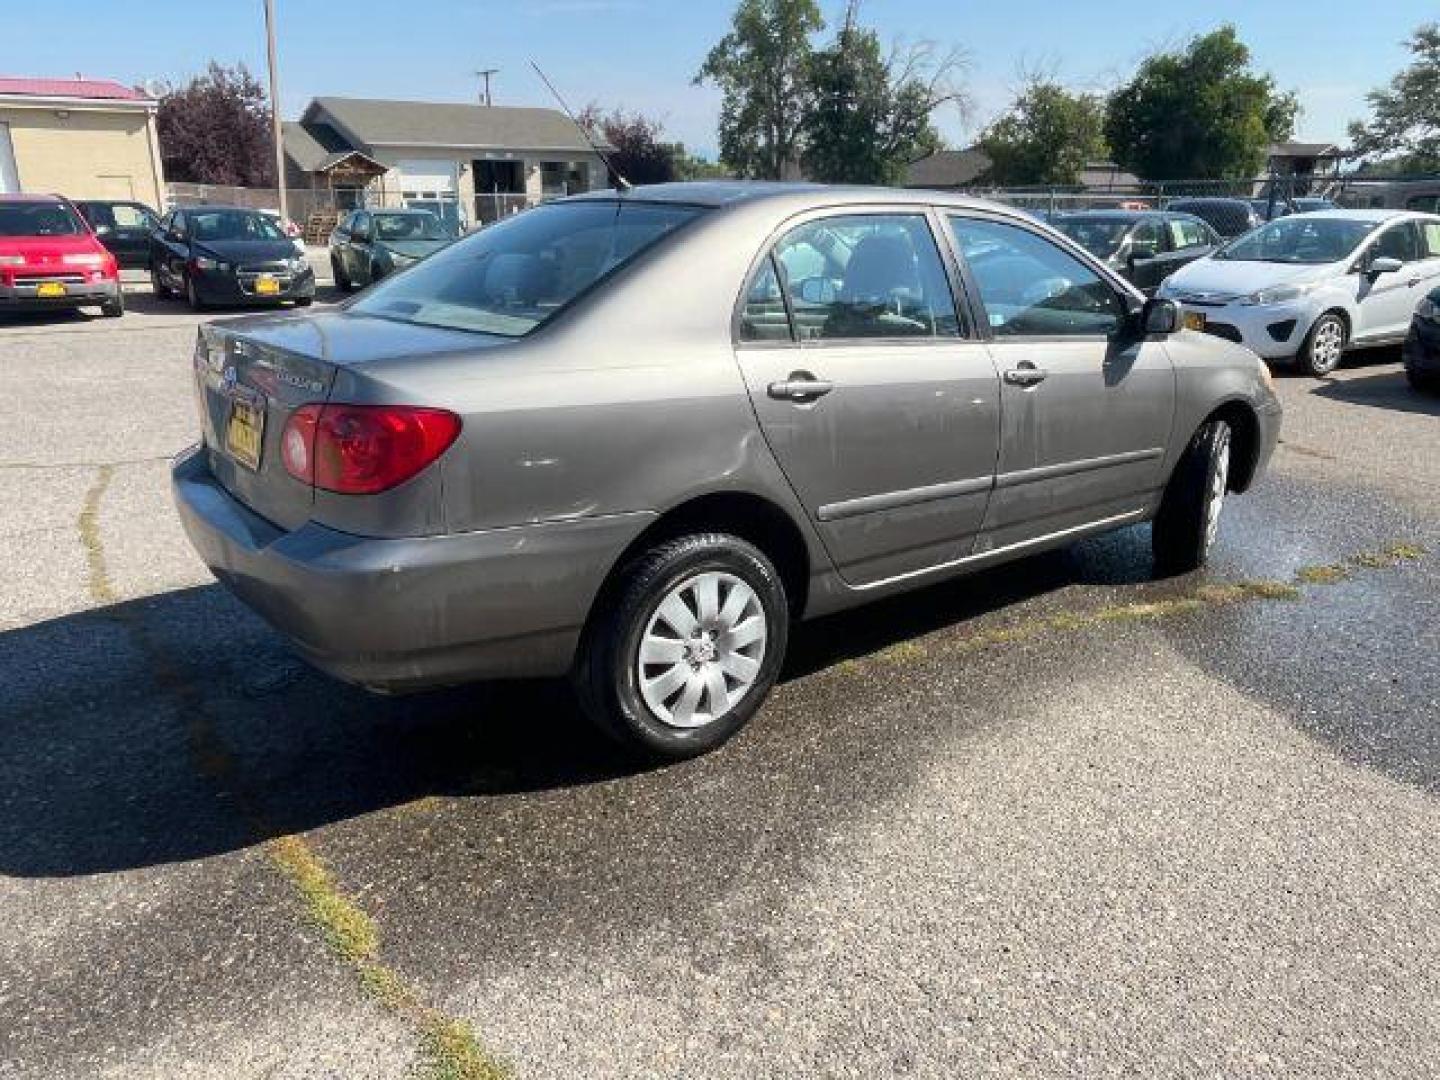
[
  {"xmin": 192, "ymin": 256, "xmax": 222, "ymax": 271},
  {"xmin": 1416, "ymin": 296, "xmax": 1439, "ymax": 322},
  {"xmin": 0, "ymin": 254, "xmax": 25, "ymax": 266},
  {"xmin": 1239, "ymin": 283, "xmax": 1313, "ymax": 306}
]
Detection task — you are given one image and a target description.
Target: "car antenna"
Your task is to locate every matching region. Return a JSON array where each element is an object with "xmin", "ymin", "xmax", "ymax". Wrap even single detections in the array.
[{"xmin": 529, "ymin": 60, "xmax": 632, "ymax": 192}]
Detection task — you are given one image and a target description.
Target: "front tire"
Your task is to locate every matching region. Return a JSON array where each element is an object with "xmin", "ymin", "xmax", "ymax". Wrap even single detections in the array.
[
  {"xmin": 574, "ymin": 533, "xmax": 788, "ymax": 760},
  {"xmin": 1153, "ymin": 420, "xmax": 1232, "ymax": 575},
  {"xmin": 150, "ymin": 264, "xmax": 173, "ymax": 299},
  {"xmin": 331, "ymin": 255, "xmax": 353, "ymax": 292},
  {"xmin": 1298, "ymin": 312, "xmax": 1346, "ymax": 377},
  {"xmin": 100, "ymin": 291, "xmax": 124, "ymax": 318},
  {"xmin": 185, "ymin": 273, "xmax": 207, "ymax": 312}
]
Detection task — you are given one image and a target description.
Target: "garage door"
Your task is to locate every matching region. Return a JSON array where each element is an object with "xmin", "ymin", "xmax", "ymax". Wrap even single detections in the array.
[{"xmin": 394, "ymin": 158, "xmax": 460, "ymax": 231}]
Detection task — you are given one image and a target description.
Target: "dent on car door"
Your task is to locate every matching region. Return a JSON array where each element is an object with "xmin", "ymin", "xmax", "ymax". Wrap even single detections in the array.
[
  {"xmin": 947, "ymin": 214, "xmax": 1176, "ymax": 551},
  {"xmin": 732, "ymin": 211, "xmax": 1002, "ymax": 588}
]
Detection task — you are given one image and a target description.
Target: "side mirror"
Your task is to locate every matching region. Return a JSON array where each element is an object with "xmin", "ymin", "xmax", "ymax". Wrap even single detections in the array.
[
  {"xmin": 1141, "ymin": 297, "xmax": 1182, "ymax": 336},
  {"xmin": 1368, "ymin": 256, "xmax": 1403, "ymax": 276},
  {"xmin": 352, "ymin": 225, "xmax": 372, "ymax": 242}
]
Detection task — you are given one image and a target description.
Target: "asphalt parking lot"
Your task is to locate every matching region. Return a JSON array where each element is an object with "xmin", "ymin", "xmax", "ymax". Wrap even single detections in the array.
[{"xmin": 2, "ymin": 286, "xmax": 1439, "ymax": 1079}]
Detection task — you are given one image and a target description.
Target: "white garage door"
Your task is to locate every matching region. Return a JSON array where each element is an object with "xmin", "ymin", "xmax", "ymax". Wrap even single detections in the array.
[
  {"xmin": 393, "ymin": 158, "xmax": 460, "ymax": 231},
  {"xmin": 394, "ymin": 158, "xmax": 457, "ymax": 192}
]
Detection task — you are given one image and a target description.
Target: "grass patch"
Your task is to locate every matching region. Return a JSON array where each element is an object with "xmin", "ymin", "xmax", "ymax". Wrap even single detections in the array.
[
  {"xmin": 267, "ymin": 835, "xmax": 379, "ymax": 962},
  {"xmin": 77, "ymin": 465, "xmax": 117, "ymax": 604},
  {"xmin": 1385, "ymin": 542, "xmax": 1426, "ymax": 561},
  {"xmin": 417, "ymin": 1015, "xmax": 510, "ymax": 1080},
  {"xmin": 1295, "ymin": 563, "xmax": 1351, "ymax": 585},
  {"xmin": 874, "ymin": 641, "xmax": 928, "ymax": 664}
]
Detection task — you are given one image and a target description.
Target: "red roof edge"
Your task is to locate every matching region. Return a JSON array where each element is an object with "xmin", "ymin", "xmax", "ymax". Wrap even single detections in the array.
[{"xmin": 0, "ymin": 76, "xmax": 149, "ymax": 102}]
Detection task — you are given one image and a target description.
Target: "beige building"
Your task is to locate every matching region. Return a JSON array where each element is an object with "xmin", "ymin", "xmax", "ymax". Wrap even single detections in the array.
[
  {"xmin": 284, "ymin": 96, "xmax": 610, "ymax": 231},
  {"xmin": 0, "ymin": 76, "xmax": 164, "ymax": 207}
]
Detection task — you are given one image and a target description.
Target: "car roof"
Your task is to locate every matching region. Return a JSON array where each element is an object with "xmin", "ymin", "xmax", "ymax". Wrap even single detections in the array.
[
  {"xmin": 0, "ymin": 193, "xmax": 70, "ymax": 204},
  {"xmin": 1165, "ymin": 196, "xmax": 1252, "ymax": 206},
  {"xmin": 1293, "ymin": 208, "xmax": 1421, "ymax": 223},
  {"xmin": 1056, "ymin": 209, "xmax": 1183, "ymax": 219},
  {"xmin": 177, "ymin": 204, "xmax": 269, "ymax": 213},
  {"xmin": 565, "ymin": 180, "xmax": 1015, "ymax": 214}
]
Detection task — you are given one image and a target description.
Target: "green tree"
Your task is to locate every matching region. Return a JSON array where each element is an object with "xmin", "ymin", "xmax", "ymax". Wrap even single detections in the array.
[
  {"xmin": 977, "ymin": 80, "xmax": 1107, "ymax": 185},
  {"xmin": 801, "ymin": 10, "xmax": 964, "ymax": 185},
  {"xmin": 695, "ymin": 0, "xmax": 823, "ymax": 179},
  {"xmin": 1105, "ymin": 26, "xmax": 1297, "ymax": 181},
  {"xmin": 1349, "ymin": 23, "xmax": 1440, "ymax": 166}
]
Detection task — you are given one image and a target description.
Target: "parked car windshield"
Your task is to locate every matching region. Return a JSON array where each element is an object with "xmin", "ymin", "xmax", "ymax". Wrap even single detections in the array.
[
  {"xmin": 352, "ymin": 200, "xmax": 707, "ymax": 337},
  {"xmin": 1216, "ymin": 217, "xmax": 1378, "ymax": 264},
  {"xmin": 190, "ymin": 209, "xmax": 287, "ymax": 242},
  {"xmin": 1052, "ymin": 216, "xmax": 1131, "ymax": 258},
  {"xmin": 373, "ymin": 212, "xmax": 452, "ymax": 242},
  {"xmin": 0, "ymin": 201, "xmax": 86, "ymax": 236}
]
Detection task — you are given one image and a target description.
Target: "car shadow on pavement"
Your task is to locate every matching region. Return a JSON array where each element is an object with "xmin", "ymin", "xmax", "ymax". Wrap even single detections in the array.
[
  {"xmin": 1313, "ymin": 369, "xmax": 1440, "ymax": 416},
  {"xmin": 0, "ymin": 528, "xmax": 1158, "ymax": 880}
]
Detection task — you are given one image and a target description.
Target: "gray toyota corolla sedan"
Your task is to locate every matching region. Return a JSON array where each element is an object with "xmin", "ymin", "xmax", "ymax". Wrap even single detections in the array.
[{"xmin": 174, "ymin": 182, "xmax": 1281, "ymax": 758}]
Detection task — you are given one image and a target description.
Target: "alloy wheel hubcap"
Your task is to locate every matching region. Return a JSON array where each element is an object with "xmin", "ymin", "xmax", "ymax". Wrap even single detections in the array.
[
  {"xmin": 637, "ymin": 571, "xmax": 767, "ymax": 729},
  {"xmin": 1204, "ymin": 433, "xmax": 1231, "ymax": 552},
  {"xmin": 1312, "ymin": 320, "xmax": 1343, "ymax": 371}
]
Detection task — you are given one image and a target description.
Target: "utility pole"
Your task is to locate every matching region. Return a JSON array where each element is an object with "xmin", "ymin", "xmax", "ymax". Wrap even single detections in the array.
[
  {"xmin": 474, "ymin": 68, "xmax": 498, "ymax": 107},
  {"xmin": 263, "ymin": 0, "xmax": 287, "ymax": 222}
]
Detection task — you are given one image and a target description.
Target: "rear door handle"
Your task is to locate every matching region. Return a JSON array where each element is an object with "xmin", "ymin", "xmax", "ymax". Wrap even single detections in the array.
[
  {"xmin": 1003, "ymin": 365, "xmax": 1047, "ymax": 387},
  {"xmin": 1408, "ymin": 277, "xmax": 1422, "ymax": 288},
  {"xmin": 768, "ymin": 373, "xmax": 834, "ymax": 402}
]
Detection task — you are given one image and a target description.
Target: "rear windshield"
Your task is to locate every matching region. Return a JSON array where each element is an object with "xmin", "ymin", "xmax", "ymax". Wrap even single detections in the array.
[
  {"xmin": 0, "ymin": 202, "xmax": 86, "ymax": 237},
  {"xmin": 352, "ymin": 200, "xmax": 707, "ymax": 337}
]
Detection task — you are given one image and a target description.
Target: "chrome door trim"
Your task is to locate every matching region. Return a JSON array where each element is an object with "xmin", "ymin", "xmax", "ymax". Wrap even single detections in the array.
[
  {"xmin": 851, "ymin": 508, "xmax": 1147, "ymax": 591},
  {"xmin": 817, "ymin": 474, "xmax": 994, "ymax": 522},
  {"xmin": 994, "ymin": 447, "xmax": 1164, "ymax": 491}
]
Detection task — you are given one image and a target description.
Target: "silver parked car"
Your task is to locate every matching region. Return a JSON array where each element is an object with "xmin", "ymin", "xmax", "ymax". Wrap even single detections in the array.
[{"xmin": 174, "ymin": 183, "xmax": 1281, "ymax": 758}]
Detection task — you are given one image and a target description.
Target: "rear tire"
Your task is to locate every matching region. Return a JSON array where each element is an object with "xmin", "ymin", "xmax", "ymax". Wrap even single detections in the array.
[
  {"xmin": 294, "ymin": 296, "xmax": 313, "ymax": 307},
  {"xmin": 573, "ymin": 533, "xmax": 788, "ymax": 760},
  {"xmin": 1153, "ymin": 419, "xmax": 1232, "ymax": 575},
  {"xmin": 185, "ymin": 273, "xmax": 206, "ymax": 312},
  {"xmin": 1297, "ymin": 312, "xmax": 1346, "ymax": 377}
]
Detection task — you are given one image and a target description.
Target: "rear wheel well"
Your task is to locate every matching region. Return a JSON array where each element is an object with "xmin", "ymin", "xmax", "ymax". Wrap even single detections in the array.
[
  {"xmin": 1205, "ymin": 400, "xmax": 1261, "ymax": 492},
  {"xmin": 593, "ymin": 493, "xmax": 811, "ymax": 625}
]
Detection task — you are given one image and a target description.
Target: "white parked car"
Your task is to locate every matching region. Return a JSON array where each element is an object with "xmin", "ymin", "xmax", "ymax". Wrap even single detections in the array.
[{"xmin": 1157, "ymin": 209, "xmax": 1440, "ymax": 376}]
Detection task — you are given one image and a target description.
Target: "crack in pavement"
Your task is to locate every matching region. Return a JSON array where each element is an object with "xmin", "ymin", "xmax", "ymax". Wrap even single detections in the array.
[{"xmin": 74, "ymin": 464, "xmax": 510, "ymax": 1080}]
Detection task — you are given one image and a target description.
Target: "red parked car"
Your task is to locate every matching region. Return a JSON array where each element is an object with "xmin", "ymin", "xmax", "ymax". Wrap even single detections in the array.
[{"xmin": 0, "ymin": 194, "xmax": 123, "ymax": 317}]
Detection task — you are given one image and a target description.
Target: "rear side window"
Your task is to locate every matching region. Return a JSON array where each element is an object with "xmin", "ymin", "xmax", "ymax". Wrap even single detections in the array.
[
  {"xmin": 770, "ymin": 214, "xmax": 960, "ymax": 341},
  {"xmin": 740, "ymin": 257, "xmax": 791, "ymax": 342},
  {"xmin": 1130, "ymin": 218, "xmax": 1165, "ymax": 252},
  {"xmin": 949, "ymin": 216, "xmax": 1125, "ymax": 338},
  {"xmin": 353, "ymin": 200, "xmax": 707, "ymax": 338},
  {"xmin": 1421, "ymin": 220, "xmax": 1440, "ymax": 258},
  {"xmin": 1371, "ymin": 222, "xmax": 1422, "ymax": 263},
  {"xmin": 1170, "ymin": 218, "xmax": 1212, "ymax": 250}
]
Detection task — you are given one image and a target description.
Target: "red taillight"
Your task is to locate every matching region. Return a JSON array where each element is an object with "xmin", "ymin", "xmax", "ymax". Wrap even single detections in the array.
[{"xmin": 281, "ymin": 403, "xmax": 461, "ymax": 494}]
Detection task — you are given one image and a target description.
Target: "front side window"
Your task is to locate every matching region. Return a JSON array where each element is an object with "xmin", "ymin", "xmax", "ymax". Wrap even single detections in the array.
[
  {"xmin": 771, "ymin": 214, "xmax": 959, "ymax": 340},
  {"xmin": 1370, "ymin": 221, "xmax": 1422, "ymax": 263},
  {"xmin": 1421, "ymin": 220, "xmax": 1440, "ymax": 258},
  {"xmin": 949, "ymin": 216, "xmax": 1125, "ymax": 338},
  {"xmin": 352, "ymin": 200, "xmax": 707, "ymax": 338}
]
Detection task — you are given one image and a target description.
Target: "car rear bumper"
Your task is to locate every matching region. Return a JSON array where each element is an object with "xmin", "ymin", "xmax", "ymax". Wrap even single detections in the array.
[
  {"xmin": 1403, "ymin": 318, "xmax": 1440, "ymax": 374},
  {"xmin": 192, "ymin": 266, "xmax": 316, "ymax": 306},
  {"xmin": 171, "ymin": 445, "xmax": 654, "ymax": 691},
  {"xmin": 0, "ymin": 277, "xmax": 119, "ymax": 309}
]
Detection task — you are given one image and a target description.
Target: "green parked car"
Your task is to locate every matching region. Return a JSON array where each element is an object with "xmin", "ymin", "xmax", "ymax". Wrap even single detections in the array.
[{"xmin": 328, "ymin": 207, "xmax": 457, "ymax": 291}]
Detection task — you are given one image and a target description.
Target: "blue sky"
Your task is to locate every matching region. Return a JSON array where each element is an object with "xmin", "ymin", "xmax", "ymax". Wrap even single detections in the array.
[{"xmin": 3, "ymin": 0, "xmax": 1432, "ymax": 158}]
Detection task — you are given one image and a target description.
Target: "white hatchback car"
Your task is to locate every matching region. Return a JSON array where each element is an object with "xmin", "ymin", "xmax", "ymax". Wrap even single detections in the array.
[{"xmin": 1158, "ymin": 209, "xmax": 1440, "ymax": 375}]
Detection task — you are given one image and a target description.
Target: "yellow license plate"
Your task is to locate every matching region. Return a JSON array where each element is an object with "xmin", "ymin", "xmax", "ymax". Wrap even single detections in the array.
[
  {"xmin": 225, "ymin": 394, "xmax": 266, "ymax": 471},
  {"xmin": 36, "ymin": 281, "xmax": 67, "ymax": 298},
  {"xmin": 1182, "ymin": 310, "xmax": 1206, "ymax": 332},
  {"xmin": 255, "ymin": 276, "xmax": 280, "ymax": 295}
]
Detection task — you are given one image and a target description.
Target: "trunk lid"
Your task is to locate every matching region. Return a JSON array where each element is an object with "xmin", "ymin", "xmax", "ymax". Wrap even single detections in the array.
[{"xmin": 192, "ymin": 310, "xmax": 495, "ymax": 531}]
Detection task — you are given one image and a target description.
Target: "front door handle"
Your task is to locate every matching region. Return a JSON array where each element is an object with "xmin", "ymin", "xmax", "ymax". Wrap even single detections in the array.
[
  {"xmin": 1003, "ymin": 364, "xmax": 1047, "ymax": 387},
  {"xmin": 1407, "ymin": 276, "xmax": 1422, "ymax": 288},
  {"xmin": 768, "ymin": 372, "xmax": 835, "ymax": 402}
]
